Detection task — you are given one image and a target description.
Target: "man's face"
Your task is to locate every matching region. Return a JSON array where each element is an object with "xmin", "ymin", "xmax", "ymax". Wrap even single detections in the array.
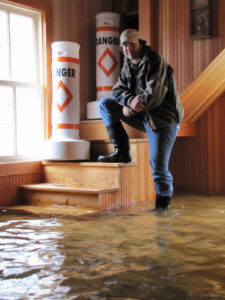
[{"xmin": 122, "ymin": 40, "xmax": 141, "ymax": 61}]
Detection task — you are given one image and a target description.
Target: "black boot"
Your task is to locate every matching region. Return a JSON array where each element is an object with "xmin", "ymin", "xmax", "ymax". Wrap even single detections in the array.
[
  {"xmin": 97, "ymin": 122, "xmax": 132, "ymax": 163},
  {"xmin": 155, "ymin": 194, "xmax": 171, "ymax": 209}
]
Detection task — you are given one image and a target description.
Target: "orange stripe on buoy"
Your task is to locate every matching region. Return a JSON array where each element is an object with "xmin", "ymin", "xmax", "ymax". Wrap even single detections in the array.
[
  {"xmin": 56, "ymin": 57, "xmax": 80, "ymax": 64},
  {"xmin": 96, "ymin": 26, "xmax": 119, "ymax": 32},
  {"xmin": 57, "ymin": 124, "xmax": 79, "ymax": 129},
  {"xmin": 97, "ymin": 86, "xmax": 113, "ymax": 92}
]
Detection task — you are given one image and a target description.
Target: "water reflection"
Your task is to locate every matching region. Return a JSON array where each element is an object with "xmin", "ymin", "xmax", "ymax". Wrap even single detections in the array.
[
  {"xmin": 0, "ymin": 195, "xmax": 225, "ymax": 299},
  {"xmin": 0, "ymin": 218, "xmax": 67, "ymax": 299}
]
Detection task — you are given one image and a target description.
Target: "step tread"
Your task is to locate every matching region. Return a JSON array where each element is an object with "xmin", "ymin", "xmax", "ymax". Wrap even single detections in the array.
[
  {"xmin": 7, "ymin": 205, "xmax": 98, "ymax": 216},
  {"xmin": 42, "ymin": 161, "xmax": 136, "ymax": 167},
  {"xmin": 80, "ymin": 119, "xmax": 196, "ymax": 137},
  {"xmin": 88, "ymin": 138, "xmax": 149, "ymax": 143},
  {"xmin": 20, "ymin": 183, "xmax": 119, "ymax": 193}
]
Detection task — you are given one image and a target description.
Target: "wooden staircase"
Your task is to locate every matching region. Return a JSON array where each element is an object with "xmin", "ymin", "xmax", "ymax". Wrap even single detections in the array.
[{"xmin": 19, "ymin": 138, "xmax": 155, "ymax": 214}]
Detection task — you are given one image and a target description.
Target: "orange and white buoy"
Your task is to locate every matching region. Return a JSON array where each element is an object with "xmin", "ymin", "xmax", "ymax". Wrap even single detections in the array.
[
  {"xmin": 45, "ymin": 41, "xmax": 90, "ymax": 160},
  {"xmin": 87, "ymin": 12, "xmax": 120, "ymax": 119}
]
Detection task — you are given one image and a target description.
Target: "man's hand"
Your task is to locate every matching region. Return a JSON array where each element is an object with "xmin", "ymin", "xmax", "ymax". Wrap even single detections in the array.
[
  {"xmin": 123, "ymin": 106, "xmax": 132, "ymax": 117},
  {"xmin": 130, "ymin": 95, "xmax": 145, "ymax": 112}
]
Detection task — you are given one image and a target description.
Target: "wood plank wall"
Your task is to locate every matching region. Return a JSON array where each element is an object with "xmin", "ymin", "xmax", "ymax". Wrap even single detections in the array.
[
  {"xmin": 0, "ymin": 162, "xmax": 43, "ymax": 206},
  {"xmin": 157, "ymin": 0, "xmax": 225, "ymax": 94},
  {"xmin": 170, "ymin": 94, "xmax": 225, "ymax": 194}
]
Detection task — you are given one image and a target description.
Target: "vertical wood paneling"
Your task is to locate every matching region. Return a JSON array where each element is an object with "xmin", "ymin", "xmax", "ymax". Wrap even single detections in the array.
[
  {"xmin": 155, "ymin": 0, "xmax": 225, "ymax": 94},
  {"xmin": 0, "ymin": 172, "xmax": 43, "ymax": 206},
  {"xmin": 170, "ymin": 94, "xmax": 225, "ymax": 194},
  {"xmin": 99, "ymin": 191, "xmax": 119, "ymax": 211},
  {"xmin": 139, "ymin": 0, "xmax": 157, "ymax": 48},
  {"xmin": 119, "ymin": 142, "xmax": 155, "ymax": 207}
]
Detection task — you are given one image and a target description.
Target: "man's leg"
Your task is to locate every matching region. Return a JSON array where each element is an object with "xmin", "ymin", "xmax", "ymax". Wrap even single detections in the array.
[
  {"xmin": 98, "ymin": 97, "xmax": 145, "ymax": 163},
  {"xmin": 144, "ymin": 123, "xmax": 180, "ymax": 209}
]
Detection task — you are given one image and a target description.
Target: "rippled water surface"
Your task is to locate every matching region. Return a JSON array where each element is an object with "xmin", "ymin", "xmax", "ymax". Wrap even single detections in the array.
[{"xmin": 0, "ymin": 195, "xmax": 225, "ymax": 300}]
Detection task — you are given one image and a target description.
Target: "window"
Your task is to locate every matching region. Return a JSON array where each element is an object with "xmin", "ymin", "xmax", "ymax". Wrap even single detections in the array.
[{"xmin": 0, "ymin": 2, "xmax": 44, "ymax": 160}]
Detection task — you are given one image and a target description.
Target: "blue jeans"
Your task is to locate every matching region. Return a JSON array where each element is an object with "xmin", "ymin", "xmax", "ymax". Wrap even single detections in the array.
[{"xmin": 99, "ymin": 97, "xmax": 179, "ymax": 198}]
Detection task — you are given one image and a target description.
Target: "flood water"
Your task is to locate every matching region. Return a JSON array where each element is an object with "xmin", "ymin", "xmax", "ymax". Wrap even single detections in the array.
[{"xmin": 0, "ymin": 195, "xmax": 225, "ymax": 300}]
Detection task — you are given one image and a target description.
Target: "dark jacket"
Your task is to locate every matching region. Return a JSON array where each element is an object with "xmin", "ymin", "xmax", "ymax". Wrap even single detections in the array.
[{"xmin": 112, "ymin": 46, "xmax": 184, "ymax": 129}]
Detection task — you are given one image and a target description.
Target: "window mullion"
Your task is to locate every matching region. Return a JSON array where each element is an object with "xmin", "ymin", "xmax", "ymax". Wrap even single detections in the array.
[
  {"xmin": 12, "ymin": 84, "xmax": 17, "ymax": 155},
  {"xmin": 34, "ymin": 15, "xmax": 39, "ymax": 84},
  {"xmin": 7, "ymin": 11, "xmax": 12, "ymax": 80}
]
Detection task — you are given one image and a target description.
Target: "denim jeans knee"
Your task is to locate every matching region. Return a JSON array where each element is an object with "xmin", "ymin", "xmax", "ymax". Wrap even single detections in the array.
[
  {"xmin": 98, "ymin": 97, "xmax": 123, "ymax": 126},
  {"xmin": 98, "ymin": 97, "xmax": 145, "ymax": 131}
]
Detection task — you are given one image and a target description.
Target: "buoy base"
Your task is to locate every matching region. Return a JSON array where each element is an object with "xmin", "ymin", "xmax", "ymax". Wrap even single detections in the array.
[
  {"xmin": 44, "ymin": 139, "xmax": 90, "ymax": 161},
  {"xmin": 87, "ymin": 101, "xmax": 101, "ymax": 119}
]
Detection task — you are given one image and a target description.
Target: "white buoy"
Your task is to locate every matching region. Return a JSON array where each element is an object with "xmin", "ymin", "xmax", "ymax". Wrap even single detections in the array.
[
  {"xmin": 87, "ymin": 12, "xmax": 120, "ymax": 119},
  {"xmin": 45, "ymin": 41, "xmax": 90, "ymax": 160}
]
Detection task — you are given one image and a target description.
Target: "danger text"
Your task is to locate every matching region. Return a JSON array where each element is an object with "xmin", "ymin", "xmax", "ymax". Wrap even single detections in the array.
[
  {"xmin": 96, "ymin": 36, "xmax": 119, "ymax": 46},
  {"xmin": 53, "ymin": 68, "xmax": 76, "ymax": 77}
]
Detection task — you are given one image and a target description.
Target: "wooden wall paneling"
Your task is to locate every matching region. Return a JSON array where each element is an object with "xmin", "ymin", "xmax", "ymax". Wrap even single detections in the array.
[
  {"xmin": 171, "ymin": 94, "xmax": 225, "ymax": 194},
  {"xmin": 153, "ymin": 0, "xmax": 225, "ymax": 94},
  {"xmin": 139, "ymin": 0, "xmax": 151, "ymax": 46},
  {"xmin": 139, "ymin": 0, "xmax": 157, "ymax": 49},
  {"xmin": 170, "ymin": 138, "xmax": 195, "ymax": 193},
  {"xmin": 99, "ymin": 191, "xmax": 119, "ymax": 211},
  {"xmin": 209, "ymin": 96, "xmax": 225, "ymax": 192},
  {"xmin": 164, "ymin": 0, "xmax": 170, "ymax": 59},
  {"xmin": 172, "ymin": 0, "xmax": 177, "ymax": 82},
  {"xmin": 119, "ymin": 142, "xmax": 155, "ymax": 206},
  {"xmin": 0, "ymin": 165, "xmax": 43, "ymax": 206},
  {"xmin": 208, "ymin": 105, "xmax": 215, "ymax": 192},
  {"xmin": 157, "ymin": 0, "xmax": 162, "ymax": 53}
]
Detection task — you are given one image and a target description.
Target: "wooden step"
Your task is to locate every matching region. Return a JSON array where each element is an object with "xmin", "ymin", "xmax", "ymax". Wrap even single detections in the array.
[
  {"xmin": 20, "ymin": 183, "xmax": 119, "ymax": 210},
  {"xmin": 7, "ymin": 205, "xmax": 98, "ymax": 217},
  {"xmin": 80, "ymin": 120, "xmax": 196, "ymax": 140},
  {"xmin": 42, "ymin": 161, "xmax": 136, "ymax": 189},
  {"xmin": 80, "ymin": 120, "xmax": 146, "ymax": 140},
  {"xmin": 90, "ymin": 138, "xmax": 144, "ymax": 162}
]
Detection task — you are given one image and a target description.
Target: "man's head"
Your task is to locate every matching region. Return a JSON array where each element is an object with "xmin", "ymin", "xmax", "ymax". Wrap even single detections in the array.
[{"xmin": 120, "ymin": 29, "xmax": 146, "ymax": 62}]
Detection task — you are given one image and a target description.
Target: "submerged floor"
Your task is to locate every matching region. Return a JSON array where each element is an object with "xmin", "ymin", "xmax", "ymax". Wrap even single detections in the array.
[{"xmin": 0, "ymin": 194, "xmax": 225, "ymax": 300}]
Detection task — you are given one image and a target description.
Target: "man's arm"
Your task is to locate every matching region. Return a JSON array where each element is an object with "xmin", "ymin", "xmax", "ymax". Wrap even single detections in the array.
[
  {"xmin": 112, "ymin": 64, "xmax": 136, "ymax": 107},
  {"xmin": 112, "ymin": 63, "xmax": 146, "ymax": 117},
  {"xmin": 138, "ymin": 53, "xmax": 169, "ymax": 111}
]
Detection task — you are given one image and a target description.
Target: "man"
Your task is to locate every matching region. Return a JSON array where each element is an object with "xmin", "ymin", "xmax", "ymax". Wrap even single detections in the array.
[{"xmin": 98, "ymin": 29, "xmax": 184, "ymax": 209}]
